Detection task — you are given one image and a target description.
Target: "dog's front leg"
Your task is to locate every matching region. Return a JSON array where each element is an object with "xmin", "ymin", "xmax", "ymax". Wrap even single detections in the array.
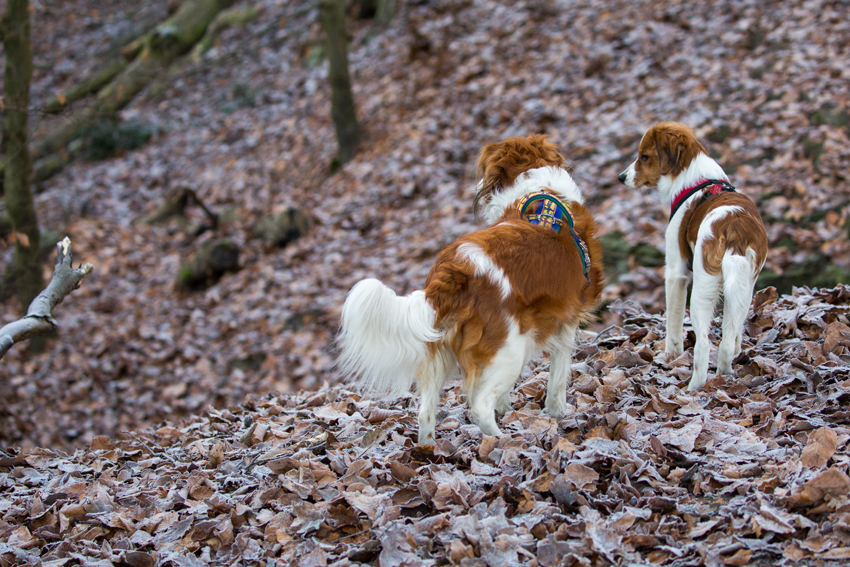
[
  {"xmin": 664, "ymin": 232, "xmax": 690, "ymax": 356},
  {"xmin": 665, "ymin": 272, "xmax": 689, "ymax": 356},
  {"xmin": 544, "ymin": 324, "xmax": 577, "ymax": 419}
]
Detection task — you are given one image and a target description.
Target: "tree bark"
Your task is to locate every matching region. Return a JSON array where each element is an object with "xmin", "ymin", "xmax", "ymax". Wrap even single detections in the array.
[
  {"xmin": 2, "ymin": 0, "xmax": 43, "ymax": 310},
  {"xmin": 320, "ymin": 0, "xmax": 361, "ymax": 165},
  {"xmin": 377, "ymin": 0, "xmax": 397, "ymax": 24},
  {"xmin": 189, "ymin": 5, "xmax": 260, "ymax": 62},
  {"xmin": 43, "ymin": 58, "xmax": 129, "ymax": 114},
  {"xmin": 0, "ymin": 238, "xmax": 93, "ymax": 360}
]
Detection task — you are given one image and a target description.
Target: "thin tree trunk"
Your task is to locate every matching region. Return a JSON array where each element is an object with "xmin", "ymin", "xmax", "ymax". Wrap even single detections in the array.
[
  {"xmin": 320, "ymin": 0, "xmax": 361, "ymax": 165},
  {"xmin": 377, "ymin": 0, "xmax": 397, "ymax": 24},
  {"xmin": 2, "ymin": 0, "xmax": 43, "ymax": 309}
]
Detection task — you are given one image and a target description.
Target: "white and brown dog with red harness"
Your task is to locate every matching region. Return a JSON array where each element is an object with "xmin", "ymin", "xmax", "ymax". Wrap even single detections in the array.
[{"xmin": 619, "ymin": 122, "xmax": 768, "ymax": 390}]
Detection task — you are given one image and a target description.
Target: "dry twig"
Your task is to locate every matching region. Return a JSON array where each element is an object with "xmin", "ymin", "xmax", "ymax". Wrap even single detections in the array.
[{"xmin": 0, "ymin": 238, "xmax": 92, "ymax": 359}]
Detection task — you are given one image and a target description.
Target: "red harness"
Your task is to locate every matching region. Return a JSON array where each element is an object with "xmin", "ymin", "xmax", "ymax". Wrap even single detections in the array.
[{"xmin": 670, "ymin": 179, "xmax": 737, "ymax": 221}]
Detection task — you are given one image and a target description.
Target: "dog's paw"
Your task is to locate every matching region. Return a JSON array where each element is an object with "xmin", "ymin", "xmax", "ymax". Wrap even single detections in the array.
[
  {"xmin": 417, "ymin": 433, "xmax": 436, "ymax": 445},
  {"xmin": 687, "ymin": 374, "xmax": 708, "ymax": 391},
  {"xmin": 418, "ymin": 423, "xmax": 436, "ymax": 445},
  {"xmin": 543, "ymin": 399, "xmax": 572, "ymax": 420},
  {"xmin": 716, "ymin": 363, "xmax": 735, "ymax": 376},
  {"xmin": 665, "ymin": 338, "xmax": 684, "ymax": 357}
]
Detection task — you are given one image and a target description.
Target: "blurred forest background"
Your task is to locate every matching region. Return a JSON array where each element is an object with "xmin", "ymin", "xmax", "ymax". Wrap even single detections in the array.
[{"xmin": 1, "ymin": 0, "xmax": 849, "ymax": 452}]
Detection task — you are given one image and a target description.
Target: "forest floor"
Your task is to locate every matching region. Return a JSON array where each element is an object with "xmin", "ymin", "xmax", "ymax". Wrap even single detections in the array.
[
  {"xmin": 1, "ymin": 286, "xmax": 850, "ymax": 565},
  {"xmin": 1, "ymin": 0, "xmax": 850, "ymax": 564}
]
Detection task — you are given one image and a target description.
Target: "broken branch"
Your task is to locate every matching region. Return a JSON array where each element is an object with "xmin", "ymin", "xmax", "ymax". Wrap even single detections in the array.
[{"xmin": 0, "ymin": 237, "xmax": 93, "ymax": 359}]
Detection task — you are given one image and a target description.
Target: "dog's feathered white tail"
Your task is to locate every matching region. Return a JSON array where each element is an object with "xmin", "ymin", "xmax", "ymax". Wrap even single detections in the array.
[{"xmin": 337, "ymin": 278, "xmax": 442, "ymax": 399}]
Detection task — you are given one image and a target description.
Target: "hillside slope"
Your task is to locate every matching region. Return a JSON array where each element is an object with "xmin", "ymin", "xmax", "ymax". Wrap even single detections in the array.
[
  {"xmin": 1, "ymin": 0, "xmax": 849, "ymax": 453},
  {"xmin": 1, "ymin": 284, "xmax": 849, "ymax": 565}
]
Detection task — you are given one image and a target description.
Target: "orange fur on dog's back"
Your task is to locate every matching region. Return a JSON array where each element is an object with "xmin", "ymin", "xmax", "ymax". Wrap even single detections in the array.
[
  {"xmin": 679, "ymin": 193, "xmax": 768, "ymax": 275},
  {"xmin": 425, "ymin": 202, "xmax": 603, "ymax": 392}
]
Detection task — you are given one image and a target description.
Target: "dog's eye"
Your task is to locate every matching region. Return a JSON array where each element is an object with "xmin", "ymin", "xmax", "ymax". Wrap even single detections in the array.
[{"xmin": 640, "ymin": 154, "xmax": 649, "ymax": 162}]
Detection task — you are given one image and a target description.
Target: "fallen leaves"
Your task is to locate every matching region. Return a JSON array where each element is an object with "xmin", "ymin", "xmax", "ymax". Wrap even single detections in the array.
[
  {"xmin": 0, "ymin": 0, "xmax": 849, "ymax": 563},
  {"xmin": 824, "ymin": 322, "xmax": 850, "ymax": 355},
  {"xmin": 2, "ymin": 0, "xmax": 850, "ymax": 459},
  {"xmin": 801, "ymin": 426, "xmax": 839, "ymax": 468},
  {"xmin": 1, "ymin": 284, "xmax": 849, "ymax": 564}
]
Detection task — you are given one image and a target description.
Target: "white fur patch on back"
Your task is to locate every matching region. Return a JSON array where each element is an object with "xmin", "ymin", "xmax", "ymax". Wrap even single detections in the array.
[
  {"xmin": 696, "ymin": 206, "xmax": 743, "ymax": 245},
  {"xmin": 456, "ymin": 242, "xmax": 512, "ymax": 300},
  {"xmin": 482, "ymin": 166, "xmax": 583, "ymax": 225}
]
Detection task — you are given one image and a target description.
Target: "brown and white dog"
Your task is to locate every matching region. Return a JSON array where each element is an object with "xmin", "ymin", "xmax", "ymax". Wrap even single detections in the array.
[
  {"xmin": 618, "ymin": 122, "xmax": 768, "ymax": 390},
  {"xmin": 338, "ymin": 135, "xmax": 603, "ymax": 444}
]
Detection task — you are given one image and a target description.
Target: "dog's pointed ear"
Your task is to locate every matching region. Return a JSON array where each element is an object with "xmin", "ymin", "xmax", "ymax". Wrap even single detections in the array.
[
  {"xmin": 655, "ymin": 123, "xmax": 706, "ymax": 177},
  {"xmin": 656, "ymin": 128, "xmax": 683, "ymax": 176},
  {"xmin": 474, "ymin": 142, "xmax": 505, "ymax": 216},
  {"xmin": 475, "ymin": 142, "xmax": 499, "ymax": 182}
]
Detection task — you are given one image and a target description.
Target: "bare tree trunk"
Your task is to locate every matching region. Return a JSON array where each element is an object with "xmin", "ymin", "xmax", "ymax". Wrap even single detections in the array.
[
  {"xmin": 320, "ymin": 0, "xmax": 361, "ymax": 165},
  {"xmin": 377, "ymin": 0, "xmax": 397, "ymax": 24},
  {"xmin": 2, "ymin": 0, "xmax": 43, "ymax": 310}
]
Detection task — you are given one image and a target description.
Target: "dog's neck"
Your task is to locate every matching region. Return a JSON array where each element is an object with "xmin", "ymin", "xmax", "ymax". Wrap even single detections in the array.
[
  {"xmin": 658, "ymin": 152, "xmax": 728, "ymax": 208},
  {"xmin": 482, "ymin": 166, "xmax": 584, "ymax": 226}
]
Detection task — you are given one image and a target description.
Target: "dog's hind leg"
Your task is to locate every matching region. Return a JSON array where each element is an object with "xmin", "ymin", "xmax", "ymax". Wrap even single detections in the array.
[
  {"xmin": 718, "ymin": 299, "xmax": 748, "ymax": 376},
  {"xmin": 417, "ymin": 376, "xmax": 440, "ymax": 445},
  {"xmin": 544, "ymin": 324, "xmax": 577, "ymax": 419},
  {"xmin": 467, "ymin": 324, "xmax": 532, "ymax": 436},
  {"xmin": 469, "ymin": 368, "xmax": 514, "ymax": 436},
  {"xmin": 495, "ymin": 389, "xmax": 512, "ymax": 415},
  {"xmin": 417, "ymin": 350, "xmax": 453, "ymax": 445},
  {"xmin": 688, "ymin": 263, "xmax": 722, "ymax": 390},
  {"xmin": 717, "ymin": 251, "xmax": 757, "ymax": 375}
]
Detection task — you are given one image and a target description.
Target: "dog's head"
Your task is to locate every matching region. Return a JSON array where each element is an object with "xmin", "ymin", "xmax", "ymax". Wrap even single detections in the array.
[
  {"xmin": 473, "ymin": 134, "xmax": 565, "ymax": 217},
  {"xmin": 618, "ymin": 122, "xmax": 706, "ymax": 190}
]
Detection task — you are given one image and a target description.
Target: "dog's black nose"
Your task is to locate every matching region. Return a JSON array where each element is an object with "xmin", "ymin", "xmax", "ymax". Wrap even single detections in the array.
[{"xmin": 618, "ymin": 172, "xmax": 627, "ymax": 185}]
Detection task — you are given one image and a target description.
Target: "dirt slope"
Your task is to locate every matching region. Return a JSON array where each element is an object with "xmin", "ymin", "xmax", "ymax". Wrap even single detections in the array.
[
  {"xmin": 1, "ymin": 284, "xmax": 849, "ymax": 565},
  {"xmin": 1, "ymin": 0, "xmax": 849, "ymax": 455}
]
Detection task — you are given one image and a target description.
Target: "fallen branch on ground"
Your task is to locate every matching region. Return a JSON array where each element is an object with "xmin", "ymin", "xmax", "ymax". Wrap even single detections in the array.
[
  {"xmin": 138, "ymin": 186, "xmax": 219, "ymax": 230},
  {"xmin": 0, "ymin": 237, "xmax": 93, "ymax": 359}
]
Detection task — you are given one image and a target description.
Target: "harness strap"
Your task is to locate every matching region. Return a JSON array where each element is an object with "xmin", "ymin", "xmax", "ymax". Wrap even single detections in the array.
[
  {"xmin": 670, "ymin": 179, "xmax": 737, "ymax": 221},
  {"xmin": 517, "ymin": 190, "xmax": 591, "ymax": 283}
]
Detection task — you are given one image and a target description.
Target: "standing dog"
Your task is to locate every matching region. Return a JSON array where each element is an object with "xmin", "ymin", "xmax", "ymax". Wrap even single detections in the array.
[
  {"xmin": 338, "ymin": 135, "xmax": 603, "ymax": 444},
  {"xmin": 619, "ymin": 122, "xmax": 768, "ymax": 390}
]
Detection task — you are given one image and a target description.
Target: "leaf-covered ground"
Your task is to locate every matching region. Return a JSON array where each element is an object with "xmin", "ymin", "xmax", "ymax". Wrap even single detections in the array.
[
  {"xmin": 2, "ymin": 0, "xmax": 850, "ymax": 451},
  {"xmin": 2, "ymin": 285, "xmax": 850, "ymax": 566}
]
